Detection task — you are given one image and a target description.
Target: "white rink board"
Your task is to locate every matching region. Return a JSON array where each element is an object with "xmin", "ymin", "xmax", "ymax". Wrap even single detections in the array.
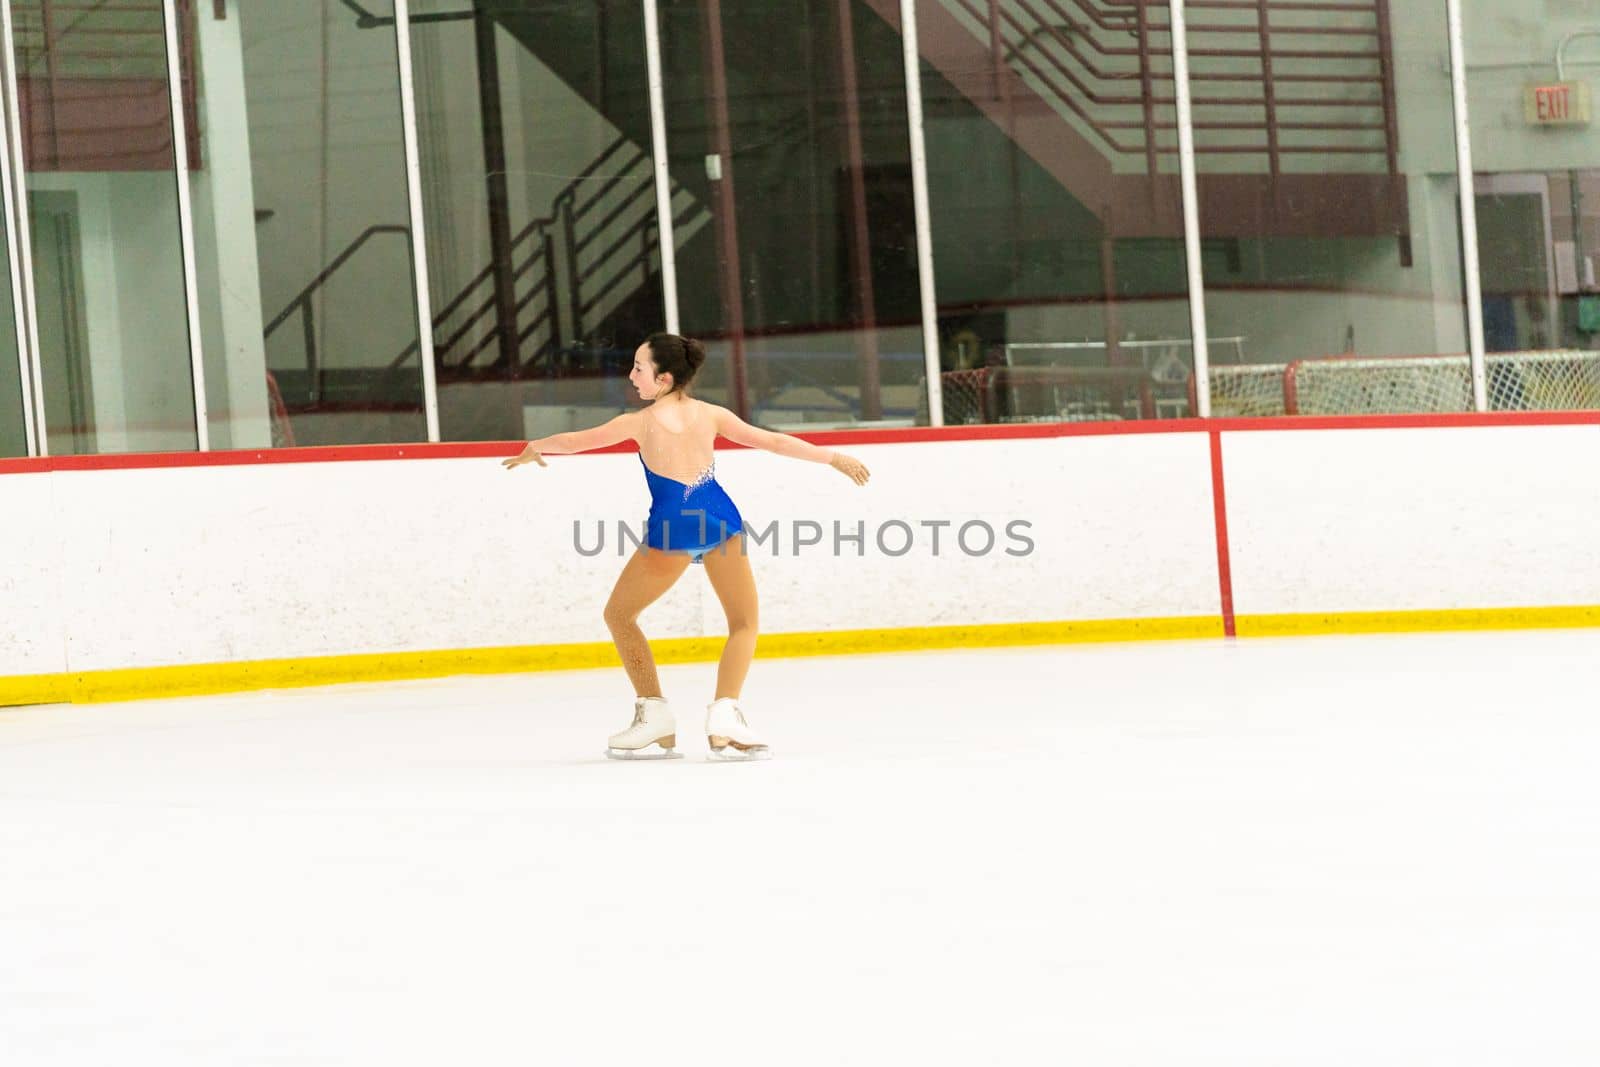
[
  {"xmin": 712, "ymin": 433, "xmax": 1221, "ymax": 632},
  {"xmin": 1222, "ymin": 424, "xmax": 1600, "ymax": 615},
  {"xmin": 1, "ymin": 432, "xmax": 1221, "ymax": 676},
  {"xmin": 9, "ymin": 420, "xmax": 1600, "ymax": 680},
  {"xmin": 0, "ymin": 472, "xmax": 68, "ymax": 676},
  {"xmin": 45, "ymin": 457, "xmax": 702, "ymax": 672}
]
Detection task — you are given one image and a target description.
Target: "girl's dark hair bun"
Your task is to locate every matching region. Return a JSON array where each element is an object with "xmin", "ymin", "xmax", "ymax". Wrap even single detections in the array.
[
  {"xmin": 645, "ymin": 332, "xmax": 706, "ymax": 394},
  {"xmin": 683, "ymin": 337, "xmax": 706, "ymax": 372}
]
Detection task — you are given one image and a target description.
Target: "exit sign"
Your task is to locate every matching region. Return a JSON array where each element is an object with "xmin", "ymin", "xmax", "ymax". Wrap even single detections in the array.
[{"xmin": 1524, "ymin": 81, "xmax": 1591, "ymax": 126}]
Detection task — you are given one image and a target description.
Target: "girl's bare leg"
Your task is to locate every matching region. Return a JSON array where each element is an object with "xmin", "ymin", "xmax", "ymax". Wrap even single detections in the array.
[
  {"xmin": 700, "ymin": 536, "xmax": 758, "ymax": 700},
  {"xmin": 603, "ymin": 547, "xmax": 692, "ymax": 697}
]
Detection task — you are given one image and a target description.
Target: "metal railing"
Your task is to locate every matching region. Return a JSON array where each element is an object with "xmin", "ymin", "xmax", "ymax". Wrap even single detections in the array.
[
  {"xmin": 264, "ymin": 132, "xmax": 700, "ymax": 405},
  {"xmin": 941, "ymin": 0, "xmax": 1397, "ymax": 176},
  {"xmin": 393, "ymin": 134, "xmax": 681, "ymax": 379},
  {"xmin": 262, "ymin": 225, "xmax": 410, "ymax": 407}
]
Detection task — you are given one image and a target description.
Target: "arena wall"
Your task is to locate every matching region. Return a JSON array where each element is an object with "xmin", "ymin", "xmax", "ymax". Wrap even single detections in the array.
[{"xmin": 3, "ymin": 414, "xmax": 1597, "ymax": 705}]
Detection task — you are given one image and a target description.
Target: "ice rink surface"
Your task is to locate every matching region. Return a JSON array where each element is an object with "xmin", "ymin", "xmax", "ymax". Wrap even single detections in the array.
[{"xmin": 3, "ymin": 630, "xmax": 1599, "ymax": 1065}]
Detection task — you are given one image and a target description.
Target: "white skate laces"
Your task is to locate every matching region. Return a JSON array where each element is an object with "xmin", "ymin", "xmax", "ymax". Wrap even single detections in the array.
[
  {"xmin": 705, "ymin": 698, "xmax": 771, "ymax": 761},
  {"xmin": 605, "ymin": 696, "xmax": 682, "ymax": 761}
]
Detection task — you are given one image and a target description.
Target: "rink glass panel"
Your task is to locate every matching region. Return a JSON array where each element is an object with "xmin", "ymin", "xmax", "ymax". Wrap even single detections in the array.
[
  {"xmin": 914, "ymin": 0, "xmax": 1191, "ymax": 426},
  {"xmin": 1464, "ymin": 8, "xmax": 1600, "ymax": 413},
  {"xmin": 9, "ymin": 0, "xmax": 198, "ymax": 455},
  {"xmin": 409, "ymin": 0, "xmax": 658, "ymax": 443},
  {"xmin": 1192, "ymin": 1, "xmax": 1479, "ymax": 418},
  {"xmin": 183, "ymin": 0, "xmax": 426, "ymax": 449},
  {"xmin": 661, "ymin": 0, "xmax": 925, "ymax": 429}
]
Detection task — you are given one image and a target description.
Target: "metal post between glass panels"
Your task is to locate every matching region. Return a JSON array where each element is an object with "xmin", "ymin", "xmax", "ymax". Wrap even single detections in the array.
[
  {"xmin": 394, "ymin": 0, "xmax": 442, "ymax": 442},
  {"xmin": 899, "ymin": 0, "xmax": 942, "ymax": 428},
  {"xmin": 163, "ymin": 0, "xmax": 210, "ymax": 450},
  {"xmin": 1446, "ymin": 0, "xmax": 1488, "ymax": 412},
  {"xmin": 642, "ymin": 0, "xmax": 680, "ymax": 335},
  {"xmin": 0, "ymin": 0, "xmax": 43, "ymax": 455}
]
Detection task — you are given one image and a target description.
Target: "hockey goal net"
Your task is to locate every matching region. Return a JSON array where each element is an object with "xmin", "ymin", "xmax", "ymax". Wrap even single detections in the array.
[
  {"xmin": 1206, "ymin": 350, "xmax": 1600, "ymax": 417},
  {"xmin": 1205, "ymin": 363, "xmax": 1290, "ymax": 417}
]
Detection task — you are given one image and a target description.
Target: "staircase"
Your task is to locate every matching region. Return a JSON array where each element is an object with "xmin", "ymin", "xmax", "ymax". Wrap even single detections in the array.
[
  {"xmin": 863, "ymin": 0, "xmax": 1408, "ymax": 245},
  {"xmin": 390, "ymin": 134, "xmax": 708, "ymax": 381},
  {"xmin": 264, "ymin": 132, "xmax": 709, "ymax": 409},
  {"xmin": 426, "ymin": 0, "xmax": 708, "ymax": 374},
  {"xmin": 266, "ymin": 1, "xmax": 710, "ymax": 414}
]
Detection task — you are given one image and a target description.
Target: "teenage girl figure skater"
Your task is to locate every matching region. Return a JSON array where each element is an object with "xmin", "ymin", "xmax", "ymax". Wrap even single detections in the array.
[{"xmin": 502, "ymin": 333, "xmax": 871, "ymax": 761}]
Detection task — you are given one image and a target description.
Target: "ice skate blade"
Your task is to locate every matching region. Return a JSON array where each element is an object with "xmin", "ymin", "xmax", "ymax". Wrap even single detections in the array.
[
  {"xmin": 707, "ymin": 744, "xmax": 771, "ymax": 762},
  {"xmin": 606, "ymin": 747, "xmax": 683, "ymax": 761}
]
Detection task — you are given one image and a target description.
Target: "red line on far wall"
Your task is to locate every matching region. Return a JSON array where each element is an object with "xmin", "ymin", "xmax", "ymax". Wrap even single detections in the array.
[{"xmin": 1208, "ymin": 430, "xmax": 1237, "ymax": 639}]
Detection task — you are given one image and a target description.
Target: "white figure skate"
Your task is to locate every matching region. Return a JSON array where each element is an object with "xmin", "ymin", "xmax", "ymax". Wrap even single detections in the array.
[
  {"xmin": 705, "ymin": 698, "xmax": 771, "ymax": 761},
  {"xmin": 606, "ymin": 697, "xmax": 683, "ymax": 760}
]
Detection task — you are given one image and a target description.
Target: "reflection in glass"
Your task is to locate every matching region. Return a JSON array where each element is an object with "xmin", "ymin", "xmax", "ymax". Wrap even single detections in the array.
[
  {"xmin": 1465, "ymin": 4, "xmax": 1600, "ymax": 412},
  {"xmin": 1473, "ymin": 173, "xmax": 1600, "ymax": 412},
  {"xmin": 184, "ymin": 0, "xmax": 425, "ymax": 448},
  {"xmin": 664, "ymin": 0, "xmax": 925, "ymax": 428},
  {"xmin": 10, "ymin": 0, "xmax": 196, "ymax": 453},
  {"xmin": 1196, "ymin": 2, "xmax": 1473, "ymax": 416},
  {"xmin": 912, "ymin": 0, "xmax": 1189, "ymax": 424},
  {"xmin": 410, "ymin": 0, "xmax": 667, "ymax": 441}
]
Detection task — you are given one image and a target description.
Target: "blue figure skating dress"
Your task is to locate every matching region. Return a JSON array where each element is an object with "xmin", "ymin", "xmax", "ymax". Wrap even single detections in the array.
[{"xmin": 639, "ymin": 454, "xmax": 745, "ymax": 563}]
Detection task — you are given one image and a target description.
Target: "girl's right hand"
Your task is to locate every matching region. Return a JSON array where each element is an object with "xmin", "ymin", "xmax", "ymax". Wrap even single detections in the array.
[
  {"xmin": 502, "ymin": 443, "xmax": 548, "ymax": 470},
  {"xmin": 829, "ymin": 452, "xmax": 870, "ymax": 486}
]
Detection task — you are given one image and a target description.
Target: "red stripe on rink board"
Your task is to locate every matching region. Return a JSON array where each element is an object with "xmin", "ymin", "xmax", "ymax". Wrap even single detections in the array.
[
  {"xmin": 0, "ymin": 409, "xmax": 1596, "ymax": 476},
  {"xmin": 0, "ymin": 442, "xmax": 519, "ymax": 475},
  {"xmin": 1208, "ymin": 430, "xmax": 1237, "ymax": 639}
]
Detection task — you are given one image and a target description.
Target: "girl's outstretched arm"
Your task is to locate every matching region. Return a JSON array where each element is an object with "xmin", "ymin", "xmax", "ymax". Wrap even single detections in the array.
[
  {"xmin": 712, "ymin": 406, "xmax": 870, "ymax": 486},
  {"xmin": 502, "ymin": 412, "xmax": 641, "ymax": 470}
]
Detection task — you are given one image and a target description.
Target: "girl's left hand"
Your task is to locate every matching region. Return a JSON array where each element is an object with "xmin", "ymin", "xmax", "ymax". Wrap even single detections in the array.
[{"xmin": 502, "ymin": 444, "xmax": 548, "ymax": 470}]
